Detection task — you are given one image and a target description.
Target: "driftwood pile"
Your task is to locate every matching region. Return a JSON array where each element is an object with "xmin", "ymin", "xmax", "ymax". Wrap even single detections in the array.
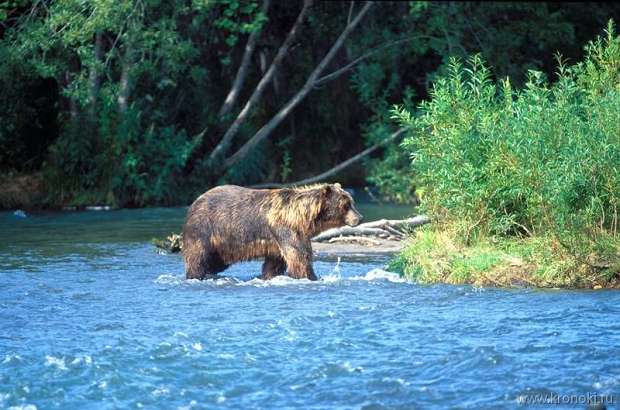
[
  {"xmin": 311, "ymin": 215, "xmax": 429, "ymax": 245},
  {"xmin": 153, "ymin": 233, "xmax": 183, "ymax": 253},
  {"xmin": 153, "ymin": 215, "xmax": 429, "ymax": 253}
]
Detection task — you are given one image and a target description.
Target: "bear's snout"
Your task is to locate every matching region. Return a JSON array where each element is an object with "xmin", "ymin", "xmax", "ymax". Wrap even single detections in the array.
[{"xmin": 345, "ymin": 208, "xmax": 362, "ymax": 227}]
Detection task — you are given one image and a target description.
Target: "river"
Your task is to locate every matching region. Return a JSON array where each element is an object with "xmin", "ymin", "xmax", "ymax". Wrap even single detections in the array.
[{"xmin": 1, "ymin": 206, "xmax": 619, "ymax": 409}]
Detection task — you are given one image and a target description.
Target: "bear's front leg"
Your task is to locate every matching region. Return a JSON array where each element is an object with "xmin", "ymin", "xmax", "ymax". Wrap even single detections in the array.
[
  {"xmin": 280, "ymin": 240, "xmax": 317, "ymax": 281},
  {"xmin": 261, "ymin": 256, "xmax": 286, "ymax": 280}
]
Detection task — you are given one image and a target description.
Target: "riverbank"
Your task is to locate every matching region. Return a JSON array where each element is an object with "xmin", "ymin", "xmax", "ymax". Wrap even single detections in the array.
[
  {"xmin": 0, "ymin": 172, "xmax": 112, "ymax": 211},
  {"xmin": 390, "ymin": 226, "xmax": 620, "ymax": 290},
  {"xmin": 152, "ymin": 227, "xmax": 620, "ymax": 289},
  {"xmin": 0, "ymin": 173, "xmax": 46, "ymax": 209}
]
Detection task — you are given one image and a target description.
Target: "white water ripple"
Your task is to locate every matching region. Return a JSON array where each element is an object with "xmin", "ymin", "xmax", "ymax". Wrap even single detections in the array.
[
  {"xmin": 44, "ymin": 355, "xmax": 67, "ymax": 371},
  {"xmin": 154, "ymin": 268, "xmax": 408, "ymax": 287}
]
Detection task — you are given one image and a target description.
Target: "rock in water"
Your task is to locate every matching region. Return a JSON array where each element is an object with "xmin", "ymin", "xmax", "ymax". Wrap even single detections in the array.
[{"xmin": 13, "ymin": 209, "xmax": 27, "ymax": 218}]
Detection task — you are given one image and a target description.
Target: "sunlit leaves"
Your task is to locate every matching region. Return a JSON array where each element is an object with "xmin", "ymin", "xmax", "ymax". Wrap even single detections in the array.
[{"xmin": 392, "ymin": 21, "xmax": 620, "ymax": 253}]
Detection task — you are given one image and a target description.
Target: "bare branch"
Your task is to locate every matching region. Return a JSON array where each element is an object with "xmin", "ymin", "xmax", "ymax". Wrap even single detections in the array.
[
  {"xmin": 88, "ymin": 32, "xmax": 103, "ymax": 119},
  {"xmin": 224, "ymin": 1, "xmax": 374, "ymax": 169},
  {"xmin": 315, "ymin": 36, "xmax": 438, "ymax": 86},
  {"xmin": 205, "ymin": 0, "xmax": 313, "ymax": 166},
  {"xmin": 218, "ymin": 0, "xmax": 271, "ymax": 118},
  {"xmin": 347, "ymin": 1, "xmax": 354, "ymax": 25},
  {"xmin": 251, "ymin": 127, "xmax": 405, "ymax": 188},
  {"xmin": 102, "ymin": 1, "xmax": 140, "ymax": 69}
]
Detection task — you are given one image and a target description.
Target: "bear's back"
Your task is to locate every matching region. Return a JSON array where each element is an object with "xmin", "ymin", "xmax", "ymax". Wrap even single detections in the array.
[
  {"xmin": 191, "ymin": 185, "xmax": 261, "ymax": 211},
  {"xmin": 185, "ymin": 185, "xmax": 270, "ymax": 229}
]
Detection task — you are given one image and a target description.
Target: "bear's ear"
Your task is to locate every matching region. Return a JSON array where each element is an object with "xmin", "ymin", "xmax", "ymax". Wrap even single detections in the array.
[
  {"xmin": 320, "ymin": 185, "xmax": 332, "ymax": 197},
  {"xmin": 333, "ymin": 182, "xmax": 341, "ymax": 189}
]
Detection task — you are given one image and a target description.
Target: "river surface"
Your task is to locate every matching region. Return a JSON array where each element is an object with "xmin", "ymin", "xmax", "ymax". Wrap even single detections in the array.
[{"xmin": 1, "ymin": 206, "xmax": 619, "ymax": 409}]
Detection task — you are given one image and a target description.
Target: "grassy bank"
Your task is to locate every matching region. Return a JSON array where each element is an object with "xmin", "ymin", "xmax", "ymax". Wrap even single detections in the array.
[
  {"xmin": 0, "ymin": 173, "xmax": 46, "ymax": 210},
  {"xmin": 390, "ymin": 225, "xmax": 620, "ymax": 289},
  {"xmin": 388, "ymin": 22, "xmax": 620, "ymax": 289},
  {"xmin": 0, "ymin": 172, "xmax": 114, "ymax": 210}
]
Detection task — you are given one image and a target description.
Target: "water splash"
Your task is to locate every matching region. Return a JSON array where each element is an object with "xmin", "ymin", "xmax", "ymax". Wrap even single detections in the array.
[
  {"xmin": 44, "ymin": 355, "xmax": 67, "ymax": 371},
  {"xmin": 154, "ymin": 267, "xmax": 407, "ymax": 288}
]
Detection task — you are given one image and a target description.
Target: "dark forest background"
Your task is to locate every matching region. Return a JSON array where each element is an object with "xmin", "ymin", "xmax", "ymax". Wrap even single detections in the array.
[{"xmin": 1, "ymin": 1, "xmax": 619, "ymax": 208}]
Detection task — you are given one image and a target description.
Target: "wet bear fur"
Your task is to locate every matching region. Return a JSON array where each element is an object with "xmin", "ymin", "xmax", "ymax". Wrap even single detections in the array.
[{"xmin": 182, "ymin": 183, "xmax": 362, "ymax": 280}]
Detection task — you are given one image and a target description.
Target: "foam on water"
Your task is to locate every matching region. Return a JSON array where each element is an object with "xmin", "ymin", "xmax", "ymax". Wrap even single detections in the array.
[
  {"xmin": 2, "ymin": 354, "xmax": 22, "ymax": 365},
  {"xmin": 154, "ymin": 267, "xmax": 408, "ymax": 288},
  {"xmin": 44, "ymin": 355, "xmax": 67, "ymax": 371}
]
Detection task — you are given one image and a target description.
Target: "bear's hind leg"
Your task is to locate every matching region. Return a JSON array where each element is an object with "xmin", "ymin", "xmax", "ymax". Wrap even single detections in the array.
[
  {"xmin": 184, "ymin": 239, "xmax": 208, "ymax": 280},
  {"xmin": 202, "ymin": 252, "xmax": 229, "ymax": 279},
  {"xmin": 185, "ymin": 239, "xmax": 229, "ymax": 280},
  {"xmin": 261, "ymin": 256, "xmax": 286, "ymax": 280}
]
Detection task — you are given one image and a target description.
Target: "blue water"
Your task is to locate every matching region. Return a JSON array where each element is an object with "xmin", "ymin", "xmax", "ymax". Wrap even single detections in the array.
[{"xmin": 1, "ymin": 208, "xmax": 620, "ymax": 409}]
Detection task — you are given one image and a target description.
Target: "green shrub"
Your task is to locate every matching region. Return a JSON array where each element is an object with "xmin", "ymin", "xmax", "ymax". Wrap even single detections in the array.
[
  {"xmin": 392, "ymin": 21, "xmax": 620, "ymax": 282},
  {"xmin": 44, "ymin": 103, "xmax": 201, "ymax": 208},
  {"xmin": 366, "ymin": 142, "xmax": 418, "ymax": 204},
  {"xmin": 112, "ymin": 116, "xmax": 202, "ymax": 207}
]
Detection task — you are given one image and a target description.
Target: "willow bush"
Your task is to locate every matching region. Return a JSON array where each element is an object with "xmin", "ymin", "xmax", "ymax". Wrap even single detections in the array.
[{"xmin": 392, "ymin": 21, "xmax": 620, "ymax": 282}]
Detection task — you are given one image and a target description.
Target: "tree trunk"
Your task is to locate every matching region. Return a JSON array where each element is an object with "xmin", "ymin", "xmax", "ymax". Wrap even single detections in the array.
[
  {"xmin": 251, "ymin": 127, "xmax": 405, "ymax": 188},
  {"xmin": 118, "ymin": 42, "xmax": 132, "ymax": 115},
  {"xmin": 223, "ymin": 1, "xmax": 374, "ymax": 169},
  {"xmin": 63, "ymin": 71, "xmax": 79, "ymax": 120},
  {"xmin": 88, "ymin": 32, "xmax": 103, "ymax": 120},
  {"xmin": 217, "ymin": 0, "xmax": 271, "ymax": 119},
  {"xmin": 206, "ymin": 0, "xmax": 313, "ymax": 166},
  {"xmin": 315, "ymin": 36, "xmax": 432, "ymax": 86}
]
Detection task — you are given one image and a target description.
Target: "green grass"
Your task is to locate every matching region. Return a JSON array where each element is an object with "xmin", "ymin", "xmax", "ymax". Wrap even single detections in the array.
[{"xmin": 391, "ymin": 226, "xmax": 620, "ymax": 288}]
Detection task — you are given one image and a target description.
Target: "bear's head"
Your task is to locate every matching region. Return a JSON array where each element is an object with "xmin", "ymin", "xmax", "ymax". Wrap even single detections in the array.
[
  {"xmin": 317, "ymin": 183, "xmax": 362, "ymax": 229},
  {"xmin": 269, "ymin": 183, "xmax": 363, "ymax": 235}
]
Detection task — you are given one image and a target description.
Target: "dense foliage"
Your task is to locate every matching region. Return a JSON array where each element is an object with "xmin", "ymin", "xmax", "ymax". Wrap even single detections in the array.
[
  {"xmin": 1, "ymin": 1, "xmax": 620, "ymax": 208},
  {"xmin": 391, "ymin": 22, "xmax": 620, "ymax": 286}
]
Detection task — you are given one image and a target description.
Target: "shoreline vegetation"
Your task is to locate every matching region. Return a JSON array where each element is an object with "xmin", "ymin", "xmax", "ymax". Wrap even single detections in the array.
[
  {"xmin": 389, "ymin": 22, "xmax": 620, "ymax": 290},
  {"xmin": 391, "ymin": 226, "xmax": 620, "ymax": 289}
]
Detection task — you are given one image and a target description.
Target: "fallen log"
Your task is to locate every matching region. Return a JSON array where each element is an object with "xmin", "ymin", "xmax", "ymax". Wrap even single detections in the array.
[
  {"xmin": 311, "ymin": 215, "xmax": 429, "ymax": 242},
  {"xmin": 313, "ymin": 226, "xmax": 393, "ymax": 242},
  {"xmin": 358, "ymin": 216, "xmax": 430, "ymax": 230},
  {"xmin": 327, "ymin": 236, "xmax": 382, "ymax": 246},
  {"xmin": 381, "ymin": 225, "xmax": 406, "ymax": 238}
]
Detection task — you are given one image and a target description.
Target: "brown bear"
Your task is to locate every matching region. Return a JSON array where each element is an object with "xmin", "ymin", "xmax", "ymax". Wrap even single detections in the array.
[{"xmin": 182, "ymin": 183, "xmax": 362, "ymax": 281}]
